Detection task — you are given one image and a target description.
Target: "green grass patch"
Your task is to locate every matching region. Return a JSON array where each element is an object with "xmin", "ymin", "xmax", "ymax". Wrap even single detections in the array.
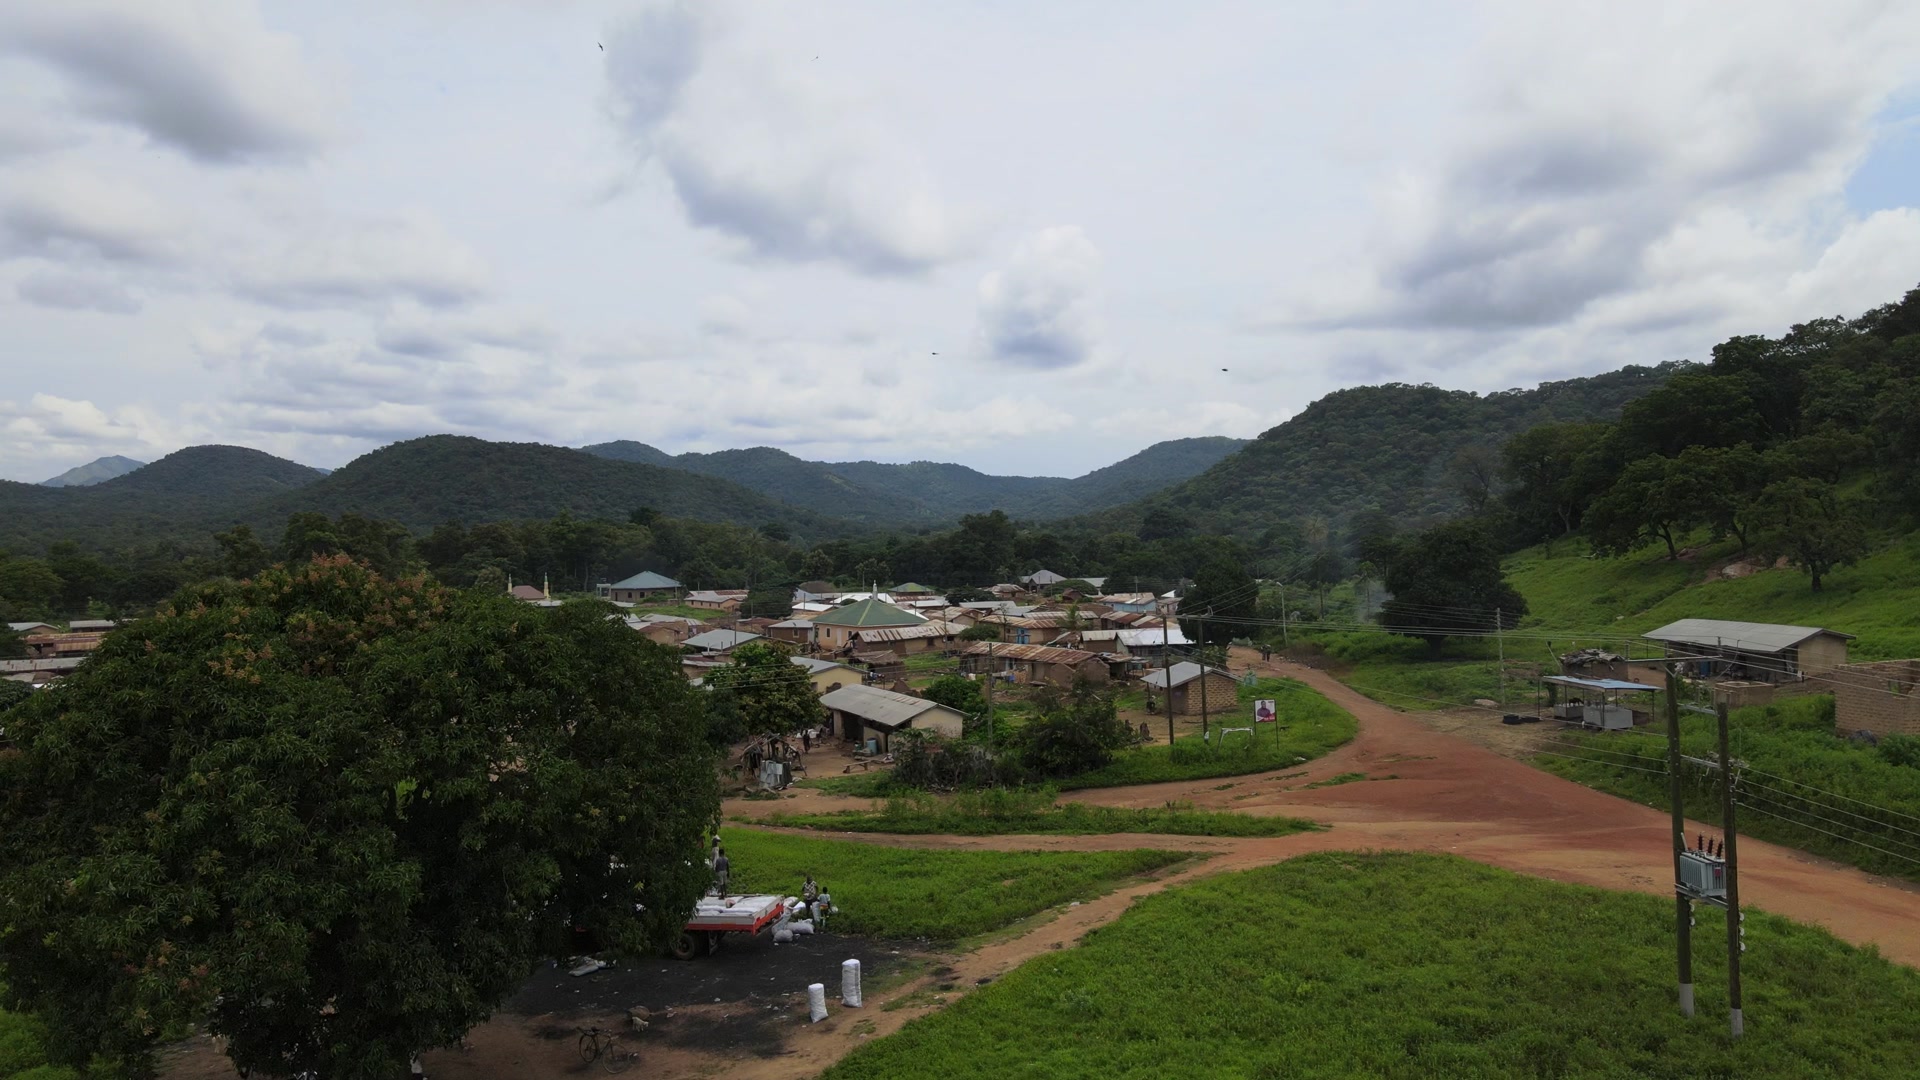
[
  {"xmin": 1302, "ymin": 771, "xmax": 1368, "ymax": 789},
  {"xmin": 753, "ymin": 787, "xmax": 1317, "ymax": 837},
  {"xmin": 716, "ymin": 830, "xmax": 1190, "ymax": 940},
  {"xmin": 1506, "ymin": 530, "xmax": 1920, "ymax": 660},
  {"xmin": 1538, "ymin": 695, "xmax": 1920, "ymax": 883},
  {"xmin": 1307, "ymin": 630, "xmax": 1509, "ymax": 712},
  {"xmin": 1060, "ymin": 678, "xmax": 1354, "ymax": 790},
  {"xmin": 794, "ymin": 770, "xmax": 899, "ymax": 797},
  {"xmin": 823, "ymin": 851, "xmax": 1920, "ymax": 1080}
]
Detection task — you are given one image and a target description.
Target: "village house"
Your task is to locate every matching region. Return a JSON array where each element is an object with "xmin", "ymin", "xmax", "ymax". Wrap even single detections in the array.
[
  {"xmin": 959, "ymin": 641, "xmax": 1111, "ymax": 687},
  {"xmin": 1141, "ymin": 661, "xmax": 1240, "ymax": 715},
  {"xmin": 68, "ymin": 619, "xmax": 118, "ymax": 632},
  {"xmin": 21, "ymin": 632, "xmax": 106, "ymax": 661},
  {"xmin": 793, "ymin": 580, "xmax": 838, "ymax": 604},
  {"xmin": 766, "ymin": 618, "xmax": 817, "ymax": 647},
  {"xmin": 809, "ymin": 597, "xmax": 927, "ymax": 652},
  {"xmin": 890, "ymin": 582, "xmax": 936, "ymax": 598},
  {"xmin": 624, "ymin": 613, "xmax": 705, "ymax": 644},
  {"xmin": 686, "ymin": 590, "xmax": 746, "ymax": 613},
  {"xmin": 1, "ymin": 657, "xmax": 84, "ymax": 685},
  {"xmin": 682, "ymin": 628, "xmax": 761, "ymax": 656},
  {"xmin": 599, "ymin": 570, "xmax": 682, "ymax": 604},
  {"xmin": 848, "ymin": 620, "xmax": 966, "ymax": 656},
  {"xmin": 974, "ymin": 611, "xmax": 1078, "ymax": 646},
  {"xmin": 1644, "ymin": 619, "xmax": 1854, "ymax": 683},
  {"xmin": 820, "ymin": 684, "xmax": 965, "ymax": 753},
  {"xmin": 6, "ymin": 621, "xmax": 57, "ymax": 635},
  {"xmin": 790, "ymin": 655, "xmax": 862, "ymax": 695}
]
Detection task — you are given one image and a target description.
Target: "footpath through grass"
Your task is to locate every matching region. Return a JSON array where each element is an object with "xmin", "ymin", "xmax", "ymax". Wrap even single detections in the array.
[
  {"xmin": 716, "ymin": 830, "xmax": 1191, "ymax": 941},
  {"xmin": 753, "ymin": 787, "xmax": 1318, "ymax": 837},
  {"xmin": 824, "ymin": 851, "xmax": 1920, "ymax": 1080},
  {"xmin": 1539, "ymin": 695, "xmax": 1920, "ymax": 883}
]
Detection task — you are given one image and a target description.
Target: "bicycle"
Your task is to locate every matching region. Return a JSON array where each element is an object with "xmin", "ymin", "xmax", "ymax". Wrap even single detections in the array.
[{"xmin": 578, "ymin": 1025, "xmax": 638, "ymax": 1074}]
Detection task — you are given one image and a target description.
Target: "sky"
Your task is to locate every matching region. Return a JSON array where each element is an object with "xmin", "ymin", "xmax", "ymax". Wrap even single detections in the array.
[{"xmin": 3, "ymin": 0, "xmax": 1919, "ymax": 484}]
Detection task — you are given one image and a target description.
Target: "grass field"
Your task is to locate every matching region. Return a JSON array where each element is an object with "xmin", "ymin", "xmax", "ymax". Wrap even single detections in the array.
[
  {"xmin": 1538, "ymin": 695, "xmax": 1920, "ymax": 883},
  {"xmin": 1305, "ymin": 631, "xmax": 1506, "ymax": 712},
  {"xmin": 753, "ymin": 787, "xmax": 1319, "ymax": 837},
  {"xmin": 1506, "ymin": 529, "xmax": 1920, "ymax": 660},
  {"xmin": 717, "ymin": 830, "xmax": 1192, "ymax": 940},
  {"xmin": 823, "ymin": 851, "xmax": 1920, "ymax": 1079},
  {"xmin": 1061, "ymin": 678, "xmax": 1355, "ymax": 788}
]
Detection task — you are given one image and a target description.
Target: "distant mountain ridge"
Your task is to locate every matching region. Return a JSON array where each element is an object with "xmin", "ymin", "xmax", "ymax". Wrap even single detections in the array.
[
  {"xmin": 578, "ymin": 436, "xmax": 1250, "ymax": 523},
  {"xmin": 41, "ymin": 455, "xmax": 145, "ymax": 487}
]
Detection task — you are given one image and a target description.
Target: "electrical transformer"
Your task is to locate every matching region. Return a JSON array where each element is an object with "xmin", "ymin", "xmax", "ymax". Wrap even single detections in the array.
[{"xmin": 1678, "ymin": 851, "xmax": 1727, "ymax": 898}]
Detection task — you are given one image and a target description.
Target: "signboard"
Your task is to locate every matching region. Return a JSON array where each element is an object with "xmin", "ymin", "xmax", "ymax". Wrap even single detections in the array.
[{"xmin": 1254, "ymin": 699, "xmax": 1277, "ymax": 723}]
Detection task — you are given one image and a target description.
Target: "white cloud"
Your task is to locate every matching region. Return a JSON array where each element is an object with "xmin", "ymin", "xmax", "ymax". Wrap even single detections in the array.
[
  {"xmin": 975, "ymin": 227, "xmax": 1102, "ymax": 369},
  {"xmin": 0, "ymin": 166, "xmax": 182, "ymax": 263},
  {"xmin": 228, "ymin": 215, "xmax": 490, "ymax": 310},
  {"xmin": 603, "ymin": 1, "xmax": 975, "ymax": 275},
  {"xmin": 14, "ymin": 270, "xmax": 140, "ymax": 313},
  {"xmin": 0, "ymin": 0, "xmax": 334, "ymax": 163}
]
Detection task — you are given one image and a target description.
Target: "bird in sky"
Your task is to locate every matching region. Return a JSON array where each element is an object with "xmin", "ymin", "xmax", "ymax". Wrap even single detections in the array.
[
  {"xmin": 598, "ymin": 42, "xmax": 604, "ymax": 50},
  {"xmin": 1221, "ymin": 367, "xmax": 1229, "ymax": 371}
]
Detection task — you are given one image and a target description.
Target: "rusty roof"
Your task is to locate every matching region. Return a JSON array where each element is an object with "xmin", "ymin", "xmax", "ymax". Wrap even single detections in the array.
[{"xmin": 961, "ymin": 641, "xmax": 1102, "ymax": 665}]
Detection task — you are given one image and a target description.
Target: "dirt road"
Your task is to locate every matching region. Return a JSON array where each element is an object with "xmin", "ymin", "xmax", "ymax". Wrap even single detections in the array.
[{"xmin": 163, "ymin": 650, "xmax": 1919, "ymax": 1080}]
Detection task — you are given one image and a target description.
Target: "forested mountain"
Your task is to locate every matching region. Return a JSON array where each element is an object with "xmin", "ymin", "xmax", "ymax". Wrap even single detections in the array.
[
  {"xmin": 580, "ymin": 435, "xmax": 1250, "ymax": 523},
  {"xmin": 249, "ymin": 436, "xmax": 845, "ymax": 536},
  {"xmin": 0, "ymin": 446, "xmax": 326, "ymax": 552},
  {"xmin": 40, "ymin": 455, "xmax": 144, "ymax": 487},
  {"xmin": 581, "ymin": 442, "xmax": 921, "ymax": 523},
  {"xmin": 1081, "ymin": 366, "xmax": 1680, "ymax": 540}
]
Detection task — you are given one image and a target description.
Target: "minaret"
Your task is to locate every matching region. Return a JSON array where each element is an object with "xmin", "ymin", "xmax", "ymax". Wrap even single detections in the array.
[{"xmin": 542, "ymin": 573, "xmax": 550, "ymax": 598}]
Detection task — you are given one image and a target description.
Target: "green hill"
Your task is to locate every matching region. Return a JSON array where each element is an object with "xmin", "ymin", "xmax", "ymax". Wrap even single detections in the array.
[
  {"xmin": 0, "ymin": 446, "xmax": 326, "ymax": 552},
  {"xmin": 581, "ymin": 436, "xmax": 1250, "ymax": 523},
  {"xmin": 1083, "ymin": 365, "xmax": 1677, "ymax": 538},
  {"xmin": 40, "ymin": 454, "xmax": 145, "ymax": 487},
  {"xmin": 252, "ymin": 435, "xmax": 843, "ymax": 536}
]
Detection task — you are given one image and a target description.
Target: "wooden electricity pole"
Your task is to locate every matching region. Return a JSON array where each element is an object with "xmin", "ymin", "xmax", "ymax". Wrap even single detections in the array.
[
  {"xmin": 1198, "ymin": 611, "xmax": 1209, "ymax": 740},
  {"xmin": 1718, "ymin": 697, "xmax": 1744, "ymax": 1038},
  {"xmin": 1162, "ymin": 601, "xmax": 1176, "ymax": 749},
  {"xmin": 1665, "ymin": 665, "xmax": 1694, "ymax": 1018}
]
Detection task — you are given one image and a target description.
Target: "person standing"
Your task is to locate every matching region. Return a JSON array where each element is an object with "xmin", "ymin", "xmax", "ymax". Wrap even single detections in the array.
[{"xmin": 713, "ymin": 847, "xmax": 731, "ymax": 898}]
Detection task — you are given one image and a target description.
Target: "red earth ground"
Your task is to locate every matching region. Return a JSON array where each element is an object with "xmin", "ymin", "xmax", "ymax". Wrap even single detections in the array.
[{"xmin": 160, "ymin": 650, "xmax": 1920, "ymax": 1079}]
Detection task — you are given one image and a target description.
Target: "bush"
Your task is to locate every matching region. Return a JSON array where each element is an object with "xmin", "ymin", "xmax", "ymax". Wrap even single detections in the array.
[
  {"xmin": 890, "ymin": 730, "xmax": 1005, "ymax": 791},
  {"xmin": 1014, "ymin": 681, "xmax": 1133, "ymax": 779},
  {"xmin": 1881, "ymin": 733, "xmax": 1920, "ymax": 770}
]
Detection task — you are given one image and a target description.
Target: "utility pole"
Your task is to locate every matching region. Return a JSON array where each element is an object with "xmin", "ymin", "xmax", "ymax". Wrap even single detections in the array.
[
  {"xmin": 1198, "ymin": 611, "xmax": 1210, "ymax": 740},
  {"xmin": 1161, "ymin": 600, "xmax": 1175, "ymax": 750},
  {"xmin": 1279, "ymin": 584, "xmax": 1289, "ymax": 648},
  {"xmin": 1497, "ymin": 608, "xmax": 1506, "ymax": 708},
  {"xmin": 1718, "ymin": 696, "xmax": 1744, "ymax": 1038},
  {"xmin": 1665, "ymin": 665, "xmax": 1694, "ymax": 1018},
  {"xmin": 983, "ymin": 639, "xmax": 996, "ymax": 754}
]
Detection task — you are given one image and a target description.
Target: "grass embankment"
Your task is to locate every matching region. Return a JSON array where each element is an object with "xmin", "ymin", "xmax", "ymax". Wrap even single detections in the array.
[
  {"xmin": 824, "ymin": 851, "xmax": 1920, "ymax": 1079},
  {"xmin": 1540, "ymin": 695, "xmax": 1920, "ymax": 883},
  {"xmin": 754, "ymin": 787, "xmax": 1318, "ymax": 837},
  {"xmin": 1507, "ymin": 530, "xmax": 1920, "ymax": 660},
  {"xmin": 1305, "ymin": 530, "xmax": 1920, "ymax": 713},
  {"xmin": 1060, "ymin": 677, "xmax": 1354, "ymax": 789},
  {"xmin": 0, "ymin": 977, "xmax": 79, "ymax": 1080},
  {"xmin": 716, "ymin": 830, "xmax": 1191, "ymax": 940}
]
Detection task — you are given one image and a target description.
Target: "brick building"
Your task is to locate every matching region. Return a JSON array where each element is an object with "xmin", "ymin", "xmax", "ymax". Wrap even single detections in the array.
[
  {"xmin": 1142, "ymin": 662, "xmax": 1239, "ymax": 716},
  {"xmin": 1829, "ymin": 660, "xmax": 1920, "ymax": 738}
]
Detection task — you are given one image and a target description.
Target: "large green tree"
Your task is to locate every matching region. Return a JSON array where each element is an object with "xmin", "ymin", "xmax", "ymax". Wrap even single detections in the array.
[
  {"xmin": 1584, "ymin": 455, "xmax": 1696, "ymax": 559},
  {"xmin": 1178, "ymin": 556, "xmax": 1257, "ymax": 646},
  {"xmin": 0, "ymin": 557, "xmax": 719, "ymax": 1078},
  {"xmin": 1756, "ymin": 478, "xmax": 1868, "ymax": 591},
  {"xmin": 1379, "ymin": 520, "xmax": 1527, "ymax": 648},
  {"xmin": 704, "ymin": 641, "xmax": 824, "ymax": 738}
]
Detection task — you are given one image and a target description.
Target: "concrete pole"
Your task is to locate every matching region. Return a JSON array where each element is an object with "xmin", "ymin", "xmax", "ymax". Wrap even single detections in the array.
[{"xmin": 1666, "ymin": 665, "xmax": 1694, "ymax": 1018}]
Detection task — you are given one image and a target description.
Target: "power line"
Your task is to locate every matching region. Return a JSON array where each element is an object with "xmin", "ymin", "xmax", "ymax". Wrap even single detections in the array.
[{"xmin": 1735, "ymin": 801, "xmax": 1920, "ymax": 870}]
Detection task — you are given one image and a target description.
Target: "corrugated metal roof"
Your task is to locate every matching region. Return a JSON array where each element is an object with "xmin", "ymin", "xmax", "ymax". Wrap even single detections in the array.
[
  {"xmin": 819, "ymin": 684, "xmax": 963, "ymax": 730},
  {"xmin": 1644, "ymin": 619, "xmax": 1855, "ymax": 654},
  {"xmin": 684, "ymin": 629, "xmax": 761, "ymax": 651},
  {"xmin": 1021, "ymin": 569, "xmax": 1065, "ymax": 585},
  {"xmin": 790, "ymin": 655, "xmax": 854, "ymax": 675},
  {"xmin": 811, "ymin": 598, "xmax": 927, "ymax": 628},
  {"xmin": 6, "ymin": 621, "xmax": 56, "ymax": 633},
  {"xmin": 1120, "ymin": 627, "xmax": 1191, "ymax": 648},
  {"xmin": 1544, "ymin": 675, "xmax": 1657, "ymax": 692},
  {"xmin": 891, "ymin": 582, "xmax": 935, "ymax": 594},
  {"xmin": 961, "ymin": 641, "xmax": 1101, "ymax": 665},
  {"xmin": 686, "ymin": 590, "xmax": 741, "ymax": 605},
  {"xmin": 851, "ymin": 621, "xmax": 964, "ymax": 643},
  {"xmin": 67, "ymin": 619, "xmax": 118, "ymax": 630},
  {"xmin": 0, "ymin": 657, "xmax": 84, "ymax": 673},
  {"xmin": 608, "ymin": 570, "xmax": 680, "ymax": 590},
  {"xmin": 1141, "ymin": 661, "xmax": 1233, "ymax": 689}
]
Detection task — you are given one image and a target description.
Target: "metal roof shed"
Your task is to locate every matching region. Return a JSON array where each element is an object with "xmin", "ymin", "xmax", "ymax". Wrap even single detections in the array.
[{"xmin": 1542, "ymin": 675, "xmax": 1657, "ymax": 731}]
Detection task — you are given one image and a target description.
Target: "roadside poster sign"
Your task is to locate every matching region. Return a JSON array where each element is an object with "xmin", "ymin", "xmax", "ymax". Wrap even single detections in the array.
[{"xmin": 1254, "ymin": 699, "xmax": 1277, "ymax": 723}]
